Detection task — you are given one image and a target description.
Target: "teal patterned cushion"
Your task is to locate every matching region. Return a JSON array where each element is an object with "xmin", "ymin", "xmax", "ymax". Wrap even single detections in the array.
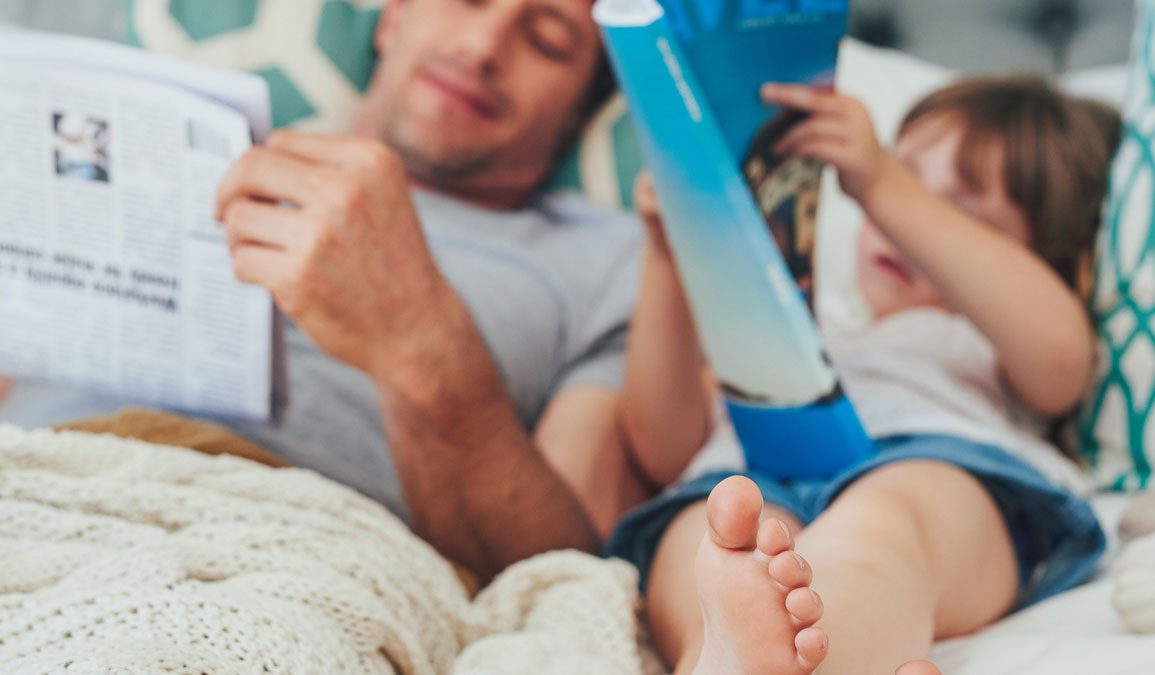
[
  {"xmin": 121, "ymin": 0, "xmax": 383, "ymax": 132},
  {"xmin": 550, "ymin": 95, "xmax": 643, "ymax": 208},
  {"xmin": 1080, "ymin": 0, "xmax": 1155, "ymax": 491}
]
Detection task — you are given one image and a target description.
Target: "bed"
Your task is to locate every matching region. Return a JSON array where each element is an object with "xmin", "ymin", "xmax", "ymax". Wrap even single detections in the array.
[
  {"xmin": 2, "ymin": 428, "xmax": 1153, "ymax": 674},
  {"xmin": 934, "ymin": 494, "xmax": 1155, "ymax": 674},
  {"xmin": 1, "ymin": 2, "xmax": 1152, "ymax": 673}
]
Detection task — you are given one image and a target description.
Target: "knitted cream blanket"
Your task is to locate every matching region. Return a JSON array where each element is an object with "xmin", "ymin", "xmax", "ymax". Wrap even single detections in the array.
[{"xmin": 0, "ymin": 425, "xmax": 657, "ymax": 674}]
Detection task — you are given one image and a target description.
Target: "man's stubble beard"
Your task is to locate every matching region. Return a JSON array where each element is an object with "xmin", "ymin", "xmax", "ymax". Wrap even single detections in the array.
[{"xmin": 381, "ymin": 113, "xmax": 500, "ymax": 187}]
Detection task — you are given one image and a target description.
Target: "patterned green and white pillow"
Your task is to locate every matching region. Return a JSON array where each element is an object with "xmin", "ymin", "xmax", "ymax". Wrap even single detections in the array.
[
  {"xmin": 122, "ymin": 0, "xmax": 384, "ymax": 132},
  {"xmin": 551, "ymin": 94, "xmax": 643, "ymax": 208},
  {"xmin": 1080, "ymin": 0, "xmax": 1155, "ymax": 491}
]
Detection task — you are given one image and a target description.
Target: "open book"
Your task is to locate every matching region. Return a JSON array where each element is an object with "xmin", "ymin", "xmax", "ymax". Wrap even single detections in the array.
[
  {"xmin": 0, "ymin": 29, "xmax": 285, "ymax": 422},
  {"xmin": 594, "ymin": 0, "xmax": 876, "ymax": 476}
]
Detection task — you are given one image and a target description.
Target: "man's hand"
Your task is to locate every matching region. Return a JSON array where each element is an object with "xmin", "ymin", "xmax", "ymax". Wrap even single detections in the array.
[
  {"xmin": 761, "ymin": 84, "xmax": 896, "ymax": 204},
  {"xmin": 217, "ymin": 130, "xmax": 602, "ymax": 579},
  {"xmin": 216, "ymin": 130, "xmax": 448, "ymax": 380}
]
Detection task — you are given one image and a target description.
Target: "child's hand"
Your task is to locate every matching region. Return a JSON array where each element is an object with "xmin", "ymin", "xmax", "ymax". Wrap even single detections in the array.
[
  {"xmin": 633, "ymin": 172, "xmax": 672, "ymax": 255},
  {"xmin": 760, "ymin": 84, "xmax": 894, "ymax": 204}
]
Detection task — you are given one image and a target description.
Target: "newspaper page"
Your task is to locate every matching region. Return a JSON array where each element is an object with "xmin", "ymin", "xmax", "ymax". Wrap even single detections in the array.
[{"xmin": 0, "ymin": 31, "xmax": 281, "ymax": 421}]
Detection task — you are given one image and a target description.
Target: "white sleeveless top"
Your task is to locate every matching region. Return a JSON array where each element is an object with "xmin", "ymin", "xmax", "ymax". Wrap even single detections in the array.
[{"xmin": 682, "ymin": 300, "xmax": 1091, "ymax": 495}]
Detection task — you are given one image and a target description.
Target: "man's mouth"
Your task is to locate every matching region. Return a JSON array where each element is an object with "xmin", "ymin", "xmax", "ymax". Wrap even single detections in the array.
[{"xmin": 417, "ymin": 66, "xmax": 503, "ymax": 120}]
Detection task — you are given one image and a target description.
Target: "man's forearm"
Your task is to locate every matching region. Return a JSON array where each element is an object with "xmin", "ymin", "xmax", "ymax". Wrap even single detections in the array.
[
  {"xmin": 374, "ymin": 285, "xmax": 600, "ymax": 581},
  {"xmin": 216, "ymin": 132, "xmax": 601, "ymax": 578}
]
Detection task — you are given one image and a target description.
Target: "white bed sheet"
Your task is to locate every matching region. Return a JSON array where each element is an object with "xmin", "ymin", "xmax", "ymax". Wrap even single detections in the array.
[{"xmin": 932, "ymin": 494, "xmax": 1155, "ymax": 674}]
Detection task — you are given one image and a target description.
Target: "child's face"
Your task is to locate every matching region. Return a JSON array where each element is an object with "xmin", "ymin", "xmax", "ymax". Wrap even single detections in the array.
[{"xmin": 856, "ymin": 116, "xmax": 1032, "ymax": 319}]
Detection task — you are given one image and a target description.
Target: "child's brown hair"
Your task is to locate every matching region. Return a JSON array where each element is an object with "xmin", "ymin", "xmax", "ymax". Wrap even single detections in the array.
[{"xmin": 899, "ymin": 75, "xmax": 1122, "ymax": 295}]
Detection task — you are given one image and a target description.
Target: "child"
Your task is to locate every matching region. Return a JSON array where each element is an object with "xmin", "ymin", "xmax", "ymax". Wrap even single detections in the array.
[{"xmin": 609, "ymin": 76, "xmax": 1121, "ymax": 674}]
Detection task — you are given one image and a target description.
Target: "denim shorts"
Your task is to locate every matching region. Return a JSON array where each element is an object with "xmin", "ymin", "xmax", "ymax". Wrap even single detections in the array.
[{"xmin": 605, "ymin": 434, "xmax": 1105, "ymax": 609}]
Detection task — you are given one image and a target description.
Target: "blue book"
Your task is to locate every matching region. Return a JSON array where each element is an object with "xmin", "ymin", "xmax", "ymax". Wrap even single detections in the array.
[{"xmin": 594, "ymin": 0, "xmax": 876, "ymax": 477}]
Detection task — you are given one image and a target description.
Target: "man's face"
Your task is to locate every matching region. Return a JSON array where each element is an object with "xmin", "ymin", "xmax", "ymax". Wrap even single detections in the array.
[{"xmin": 375, "ymin": 0, "xmax": 603, "ymax": 191}]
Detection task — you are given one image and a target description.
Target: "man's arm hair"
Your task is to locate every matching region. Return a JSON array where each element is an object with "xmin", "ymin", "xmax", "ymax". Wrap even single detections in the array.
[
  {"xmin": 377, "ymin": 284, "xmax": 605, "ymax": 582},
  {"xmin": 217, "ymin": 132, "xmax": 622, "ymax": 582}
]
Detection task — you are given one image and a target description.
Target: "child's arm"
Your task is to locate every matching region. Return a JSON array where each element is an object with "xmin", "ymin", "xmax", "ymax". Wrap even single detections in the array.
[
  {"xmin": 763, "ymin": 84, "xmax": 1093, "ymax": 416},
  {"xmin": 623, "ymin": 174, "xmax": 716, "ymax": 489}
]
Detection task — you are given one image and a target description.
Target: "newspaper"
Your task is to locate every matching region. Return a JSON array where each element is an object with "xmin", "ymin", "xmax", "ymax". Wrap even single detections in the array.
[{"xmin": 0, "ymin": 29, "xmax": 284, "ymax": 422}]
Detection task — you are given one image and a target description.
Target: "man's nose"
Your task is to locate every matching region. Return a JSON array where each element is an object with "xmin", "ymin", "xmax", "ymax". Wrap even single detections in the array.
[{"xmin": 451, "ymin": 4, "xmax": 520, "ymax": 75}]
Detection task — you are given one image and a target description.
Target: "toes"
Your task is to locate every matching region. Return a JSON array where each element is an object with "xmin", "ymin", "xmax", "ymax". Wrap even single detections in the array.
[
  {"xmin": 705, "ymin": 476, "xmax": 765, "ymax": 550},
  {"xmin": 768, "ymin": 550, "xmax": 813, "ymax": 589},
  {"xmin": 795, "ymin": 626, "xmax": 829, "ymax": 671},
  {"xmin": 785, "ymin": 587, "xmax": 823, "ymax": 627},
  {"xmin": 896, "ymin": 660, "xmax": 942, "ymax": 675},
  {"xmin": 756, "ymin": 517, "xmax": 794, "ymax": 557}
]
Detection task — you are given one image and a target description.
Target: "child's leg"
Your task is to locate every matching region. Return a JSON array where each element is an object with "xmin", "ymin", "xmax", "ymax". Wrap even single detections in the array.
[
  {"xmin": 646, "ymin": 461, "xmax": 1019, "ymax": 674},
  {"xmin": 788, "ymin": 461, "xmax": 1018, "ymax": 672}
]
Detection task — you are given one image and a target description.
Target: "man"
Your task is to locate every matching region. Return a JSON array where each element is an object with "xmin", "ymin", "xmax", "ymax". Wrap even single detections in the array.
[{"xmin": 0, "ymin": 0, "xmax": 648, "ymax": 580}]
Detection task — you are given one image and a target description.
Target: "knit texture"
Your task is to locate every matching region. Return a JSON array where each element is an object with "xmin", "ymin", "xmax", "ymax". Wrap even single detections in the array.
[{"xmin": 0, "ymin": 425, "xmax": 651, "ymax": 674}]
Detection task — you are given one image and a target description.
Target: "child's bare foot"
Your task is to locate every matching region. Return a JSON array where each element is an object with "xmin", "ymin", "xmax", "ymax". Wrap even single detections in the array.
[
  {"xmin": 692, "ymin": 476, "xmax": 827, "ymax": 674},
  {"xmin": 896, "ymin": 661, "xmax": 942, "ymax": 675}
]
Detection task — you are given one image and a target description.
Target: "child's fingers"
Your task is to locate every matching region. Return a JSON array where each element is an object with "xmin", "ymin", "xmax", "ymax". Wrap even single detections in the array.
[
  {"xmin": 760, "ymin": 83, "xmax": 841, "ymax": 115},
  {"xmin": 774, "ymin": 119, "xmax": 849, "ymax": 156},
  {"xmin": 778, "ymin": 135, "xmax": 848, "ymax": 167}
]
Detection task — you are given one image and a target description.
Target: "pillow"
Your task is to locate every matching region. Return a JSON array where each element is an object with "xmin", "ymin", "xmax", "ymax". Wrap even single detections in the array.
[
  {"xmin": 1063, "ymin": 63, "xmax": 1131, "ymax": 108},
  {"xmin": 1079, "ymin": 0, "xmax": 1155, "ymax": 492},
  {"xmin": 121, "ymin": 0, "xmax": 384, "ymax": 131}
]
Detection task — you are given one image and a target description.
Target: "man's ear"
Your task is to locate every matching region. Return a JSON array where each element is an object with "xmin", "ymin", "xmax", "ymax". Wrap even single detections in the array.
[{"xmin": 376, "ymin": 0, "xmax": 406, "ymax": 55}]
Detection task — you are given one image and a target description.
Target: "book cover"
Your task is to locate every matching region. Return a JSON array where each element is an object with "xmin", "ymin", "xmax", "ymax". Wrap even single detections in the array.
[{"xmin": 595, "ymin": 0, "xmax": 876, "ymax": 476}]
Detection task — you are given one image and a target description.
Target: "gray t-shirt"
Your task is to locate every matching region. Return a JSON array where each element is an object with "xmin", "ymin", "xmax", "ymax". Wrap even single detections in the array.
[{"xmin": 0, "ymin": 189, "xmax": 642, "ymax": 518}]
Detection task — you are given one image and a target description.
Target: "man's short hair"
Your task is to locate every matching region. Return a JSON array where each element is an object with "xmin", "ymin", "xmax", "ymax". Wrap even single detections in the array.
[{"xmin": 579, "ymin": 53, "xmax": 617, "ymax": 124}]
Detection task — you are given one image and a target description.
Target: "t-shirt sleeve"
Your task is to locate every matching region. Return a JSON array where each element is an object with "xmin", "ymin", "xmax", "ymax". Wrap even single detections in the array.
[{"xmin": 549, "ymin": 228, "xmax": 641, "ymax": 395}]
